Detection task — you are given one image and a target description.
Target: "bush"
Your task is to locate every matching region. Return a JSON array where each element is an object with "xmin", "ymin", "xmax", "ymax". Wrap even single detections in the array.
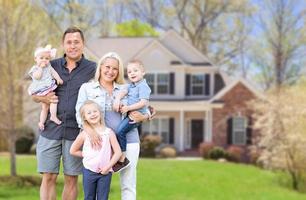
[
  {"xmin": 15, "ymin": 126, "xmax": 35, "ymax": 154},
  {"xmin": 226, "ymin": 146, "xmax": 245, "ymax": 163},
  {"xmin": 208, "ymin": 146, "xmax": 227, "ymax": 160},
  {"xmin": 155, "ymin": 144, "xmax": 177, "ymax": 158},
  {"xmin": 199, "ymin": 142, "xmax": 215, "ymax": 159},
  {"xmin": 140, "ymin": 135, "xmax": 162, "ymax": 157}
]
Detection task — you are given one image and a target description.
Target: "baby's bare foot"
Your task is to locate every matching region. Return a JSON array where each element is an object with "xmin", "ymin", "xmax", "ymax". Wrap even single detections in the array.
[
  {"xmin": 38, "ymin": 122, "xmax": 44, "ymax": 130},
  {"xmin": 50, "ymin": 116, "xmax": 62, "ymax": 125}
]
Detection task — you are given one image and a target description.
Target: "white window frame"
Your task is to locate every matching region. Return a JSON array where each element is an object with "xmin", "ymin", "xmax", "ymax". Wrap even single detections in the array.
[
  {"xmin": 191, "ymin": 74, "xmax": 205, "ymax": 96},
  {"xmin": 232, "ymin": 117, "xmax": 247, "ymax": 145},
  {"xmin": 145, "ymin": 73, "xmax": 170, "ymax": 95},
  {"xmin": 142, "ymin": 117, "xmax": 170, "ymax": 143}
]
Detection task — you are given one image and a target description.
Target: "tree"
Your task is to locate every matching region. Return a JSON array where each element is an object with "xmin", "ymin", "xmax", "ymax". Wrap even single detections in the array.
[
  {"xmin": 115, "ymin": 19, "xmax": 159, "ymax": 37},
  {"xmin": 0, "ymin": 0, "xmax": 60, "ymax": 176},
  {"xmin": 251, "ymin": 78, "xmax": 306, "ymax": 191},
  {"xmin": 250, "ymin": 0, "xmax": 306, "ymax": 90}
]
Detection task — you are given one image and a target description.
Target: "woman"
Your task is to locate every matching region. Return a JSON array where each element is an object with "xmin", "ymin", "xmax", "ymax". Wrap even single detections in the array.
[{"xmin": 76, "ymin": 52, "xmax": 150, "ymax": 200}]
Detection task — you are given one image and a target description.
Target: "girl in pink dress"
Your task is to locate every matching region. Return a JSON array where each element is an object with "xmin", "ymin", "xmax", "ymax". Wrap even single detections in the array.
[{"xmin": 70, "ymin": 100, "xmax": 121, "ymax": 200}]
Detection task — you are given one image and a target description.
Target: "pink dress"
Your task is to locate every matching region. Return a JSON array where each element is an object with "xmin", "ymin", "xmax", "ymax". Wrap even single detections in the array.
[{"xmin": 82, "ymin": 128, "xmax": 113, "ymax": 173}]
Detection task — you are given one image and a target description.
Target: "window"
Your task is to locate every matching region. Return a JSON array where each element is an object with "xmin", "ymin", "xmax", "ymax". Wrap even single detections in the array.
[
  {"xmin": 145, "ymin": 73, "xmax": 172, "ymax": 95},
  {"xmin": 185, "ymin": 74, "xmax": 210, "ymax": 96},
  {"xmin": 232, "ymin": 117, "xmax": 247, "ymax": 145},
  {"xmin": 142, "ymin": 118, "xmax": 170, "ymax": 143},
  {"xmin": 191, "ymin": 75, "xmax": 205, "ymax": 95}
]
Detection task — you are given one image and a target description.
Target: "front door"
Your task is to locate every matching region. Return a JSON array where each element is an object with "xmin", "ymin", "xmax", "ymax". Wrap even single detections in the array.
[{"xmin": 191, "ymin": 119, "xmax": 204, "ymax": 148}]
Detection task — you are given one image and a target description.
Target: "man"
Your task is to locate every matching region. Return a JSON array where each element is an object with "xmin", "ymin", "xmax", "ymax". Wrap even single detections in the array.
[{"xmin": 33, "ymin": 26, "xmax": 96, "ymax": 200}]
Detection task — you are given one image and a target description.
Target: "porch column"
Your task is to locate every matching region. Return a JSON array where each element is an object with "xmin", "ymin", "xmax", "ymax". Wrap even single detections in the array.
[
  {"xmin": 179, "ymin": 110, "xmax": 185, "ymax": 151},
  {"xmin": 205, "ymin": 109, "xmax": 213, "ymax": 142}
]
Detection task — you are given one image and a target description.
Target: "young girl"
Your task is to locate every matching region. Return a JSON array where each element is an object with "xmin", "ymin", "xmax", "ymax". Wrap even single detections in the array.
[
  {"xmin": 28, "ymin": 44, "xmax": 63, "ymax": 130},
  {"xmin": 70, "ymin": 100, "xmax": 122, "ymax": 200}
]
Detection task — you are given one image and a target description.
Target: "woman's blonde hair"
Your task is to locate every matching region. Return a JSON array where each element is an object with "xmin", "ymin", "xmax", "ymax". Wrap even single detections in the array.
[
  {"xmin": 79, "ymin": 100, "xmax": 105, "ymax": 127},
  {"xmin": 94, "ymin": 52, "xmax": 125, "ymax": 84}
]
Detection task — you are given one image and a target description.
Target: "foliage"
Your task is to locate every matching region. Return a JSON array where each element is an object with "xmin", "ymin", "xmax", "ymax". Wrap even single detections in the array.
[
  {"xmin": 208, "ymin": 146, "xmax": 228, "ymax": 160},
  {"xmin": 115, "ymin": 19, "xmax": 159, "ymax": 37},
  {"xmin": 199, "ymin": 142, "xmax": 215, "ymax": 159},
  {"xmin": 155, "ymin": 144, "xmax": 177, "ymax": 158},
  {"xmin": 15, "ymin": 126, "xmax": 35, "ymax": 154},
  {"xmin": 250, "ymin": 78, "xmax": 306, "ymax": 191},
  {"xmin": 140, "ymin": 135, "xmax": 162, "ymax": 157},
  {"xmin": 0, "ymin": 0, "xmax": 60, "ymax": 176},
  {"xmin": 226, "ymin": 145, "xmax": 245, "ymax": 163}
]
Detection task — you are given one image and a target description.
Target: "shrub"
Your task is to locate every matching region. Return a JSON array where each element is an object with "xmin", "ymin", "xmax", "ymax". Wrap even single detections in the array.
[
  {"xmin": 155, "ymin": 144, "xmax": 177, "ymax": 158},
  {"xmin": 199, "ymin": 142, "xmax": 215, "ymax": 159},
  {"xmin": 15, "ymin": 126, "xmax": 35, "ymax": 154},
  {"xmin": 140, "ymin": 135, "xmax": 162, "ymax": 157},
  {"xmin": 208, "ymin": 146, "xmax": 227, "ymax": 160},
  {"xmin": 226, "ymin": 146, "xmax": 245, "ymax": 163}
]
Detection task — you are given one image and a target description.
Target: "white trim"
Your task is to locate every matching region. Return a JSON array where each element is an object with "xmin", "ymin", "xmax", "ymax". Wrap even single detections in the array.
[
  {"xmin": 133, "ymin": 40, "xmax": 185, "ymax": 64},
  {"xmin": 159, "ymin": 30, "xmax": 215, "ymax": 65},
  {"xmin": 209, "ymin": 78, "xmax": 263, "ymax": 103},
  {"xmin": 179, "ymin": 110, "xmax": 185, "ymax": 151}
]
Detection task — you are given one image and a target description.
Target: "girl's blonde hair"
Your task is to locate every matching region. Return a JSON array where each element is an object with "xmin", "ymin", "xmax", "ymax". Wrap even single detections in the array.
[
  {"xmin": 95, "ymin": 52, "xmax": 125, "ymax": 84},
  {"xmin": 79, "ymin": 100, "xmax": 105, "ymax": 127}
]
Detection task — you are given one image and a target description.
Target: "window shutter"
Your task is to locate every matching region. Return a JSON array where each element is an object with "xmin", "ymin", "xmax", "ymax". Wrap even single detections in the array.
[
  {"xmin": 227, "ymin": 117, "xmax": 233, "ymax": 144},
  {"xmin": 246, "ymin": 117, "xmax": 252, "ymax": 145},
  {"xmin": 170, "ymin": 73, "xmax": 175, "ymax": 94},
  {"xmin": 169, "ymin": 118, "xmax": 175, "ymax": 144},
  {"xmin": 185, "ymin": 74, "xmax": 190, "ymax": 95},
  {"xmin": 205, "ymin": 74, "xmax": 210, "ymax": 95}
]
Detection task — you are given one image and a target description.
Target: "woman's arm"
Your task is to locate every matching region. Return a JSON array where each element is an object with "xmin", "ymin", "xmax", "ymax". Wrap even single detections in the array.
[
  {"xmin": 75, "ymin": 83, "xmax": 102, "ymax": 148},
  {"xmin": 70, "ymin": 132, "xmax": 85, "ymax": 157},
  {"xmin": 128, "ymin": 105, "xmax": 156, "ymax": 123},
  {"xmin": 99, "ymin": 130, "xmax": 122, "ymax": 174}
]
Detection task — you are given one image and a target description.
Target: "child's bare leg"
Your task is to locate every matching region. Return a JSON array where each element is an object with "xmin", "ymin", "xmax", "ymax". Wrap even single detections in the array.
[
  {"xmin": 39, "ymin": 103, "xmax": 49, "ymax": 130},
  {"xmin": 50, "ymin": 103, "xmax": 61, "ymax": 125}
]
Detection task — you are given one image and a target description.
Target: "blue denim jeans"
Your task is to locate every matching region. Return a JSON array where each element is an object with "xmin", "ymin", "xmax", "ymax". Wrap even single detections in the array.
[
  {"xmin": 82, "ymin": 168, "xmax": 112, "ymax": 200},
  {"xmin": 116, "ymin": 116, "xmax": 140, "ymax": 152}
]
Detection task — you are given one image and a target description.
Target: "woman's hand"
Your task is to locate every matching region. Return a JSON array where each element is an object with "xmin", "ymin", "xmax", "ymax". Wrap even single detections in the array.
[
  {"xmin": 128, "ymin": 111, "xmax": 147, "ymax": 123},
  {"xmin": 83, "ymin": 124, "xmax": 102, "ymax": 149}
]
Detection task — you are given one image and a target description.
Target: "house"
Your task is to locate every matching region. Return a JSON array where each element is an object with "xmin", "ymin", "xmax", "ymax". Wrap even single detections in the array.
[{"xmin": 84, "ymin": 30, "xmax": 261, "ymax": 152}]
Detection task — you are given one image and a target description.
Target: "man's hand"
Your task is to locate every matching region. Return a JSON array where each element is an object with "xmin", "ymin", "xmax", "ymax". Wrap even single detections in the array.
[{"xmin": 32, "ymin": 92, "xmax": 58, "ymax": 104}]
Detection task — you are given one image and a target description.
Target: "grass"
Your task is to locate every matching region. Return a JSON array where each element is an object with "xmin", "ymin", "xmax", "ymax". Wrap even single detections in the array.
[{"xmin": 0, "ymin": 155, "xmax": 306, "ymax": 200}]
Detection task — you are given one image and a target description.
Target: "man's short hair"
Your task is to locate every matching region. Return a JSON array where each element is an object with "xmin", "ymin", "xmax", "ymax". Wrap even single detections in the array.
[{"xmin": 62, "ymin": 26, "xmax": 84, "ymax": 42}]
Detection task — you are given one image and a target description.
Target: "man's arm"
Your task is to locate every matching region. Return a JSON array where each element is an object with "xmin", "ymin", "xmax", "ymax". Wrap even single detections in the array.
[{"xmin": 32, "ymin": 92, "xmax": 58, "ymax": 104}]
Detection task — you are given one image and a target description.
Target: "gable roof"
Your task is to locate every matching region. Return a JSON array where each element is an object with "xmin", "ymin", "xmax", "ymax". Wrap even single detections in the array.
[
  {"xmin": 85, "ymin": 30, "xmax": 215, "ymax": 67},
  {"xmin": 85, "ymin": 37, "xmax": 154, "ymax": 62},
  {"xmin": 209, "ymin": 78, "xmax": 263, "ymax": 103},
  {"xmin": 159, "ymin": 29, "xmax": 213, "ymax": 65}
]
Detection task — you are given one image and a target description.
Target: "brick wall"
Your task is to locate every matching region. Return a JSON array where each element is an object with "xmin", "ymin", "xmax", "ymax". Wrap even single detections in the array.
[{"xmin": 212, "ymin": 82, "xmax": 258, "ymax": 147}]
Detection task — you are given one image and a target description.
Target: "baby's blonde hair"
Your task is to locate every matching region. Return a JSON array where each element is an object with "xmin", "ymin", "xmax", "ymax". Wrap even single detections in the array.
[{"xmin": 79, "ymin": 100, "xmax": 105, "ymax": 127}]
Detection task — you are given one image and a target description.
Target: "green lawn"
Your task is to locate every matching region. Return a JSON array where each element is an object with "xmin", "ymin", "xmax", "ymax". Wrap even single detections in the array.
[{"xmin": 0, "ymin": 155, "xmax": 305, "ymax": 200}]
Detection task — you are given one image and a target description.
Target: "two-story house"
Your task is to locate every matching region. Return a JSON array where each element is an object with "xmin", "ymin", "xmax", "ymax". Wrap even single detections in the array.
[{"xmin": 84, "ymin": 30, "xmax": 261, "ymax": 152}]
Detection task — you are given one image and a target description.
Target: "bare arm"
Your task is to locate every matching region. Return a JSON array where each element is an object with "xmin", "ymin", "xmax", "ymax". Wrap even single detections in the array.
[
  {"xmin": 50, "ymin": 67, "xmax": 63, "ymax": 85},
  {"xmin": 128, "ymin": 105, "xmax": 156, "ymax": 123},
  {"xmin": 121, "ymin": 99, "xmax": 148, "ymax": 114},
  {"xmin": 32, "ymin": 67, "xmax": 43, "ymax": 80},
  {"xmin": 32, "ymin": 92, "xmax": 58, "ymax": 104},
  {"xmin": 70, "ymin": 132, "xmax": 85, "ymax": 157},
  {"xmin": 83, "ymin": 123, "xmax": 102, "ymax": 149},
  {"xmin": 113, "ymin": 89, "xmax": 128, "ymax": 112}
]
